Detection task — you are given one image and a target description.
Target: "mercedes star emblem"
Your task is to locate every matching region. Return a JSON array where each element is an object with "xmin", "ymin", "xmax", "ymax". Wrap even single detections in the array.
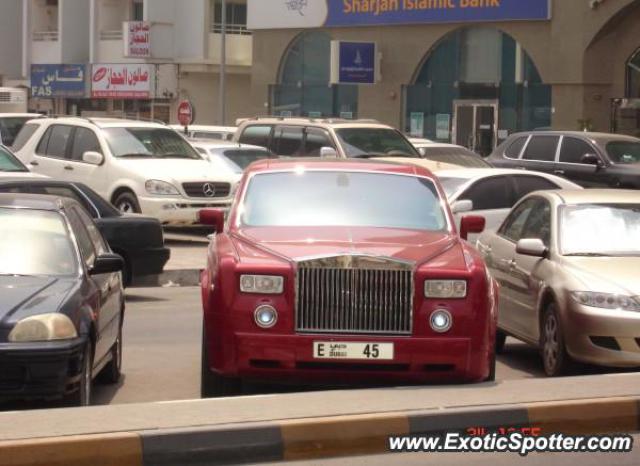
[{"xmin": 202, "ymin": 183, "xmax": 216, "ymax": 197}]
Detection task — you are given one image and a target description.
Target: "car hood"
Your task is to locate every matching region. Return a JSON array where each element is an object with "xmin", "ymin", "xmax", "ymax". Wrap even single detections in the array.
[
  {"xmin": 565, "ymin": 257, "xmax": 640, "ymax": 295},
  {"xmin": 0, "ymin": 275, "xmax": 77, "ymax": 327},
  {"xmin": 114, "ymin": 158, "xmax": 239, "ymax": 183},
  {"xmin": 233, "ymin": 226, "xmax": 466, "ymax": 268}
]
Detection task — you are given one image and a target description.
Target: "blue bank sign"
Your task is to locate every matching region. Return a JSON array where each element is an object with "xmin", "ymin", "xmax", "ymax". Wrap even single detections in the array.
[
  {"xmin": 31, "ymin": 64, "xmax": 86, "ymax": 98},
  {"xmin": 248, "ymin": 0, "xmax": 551, "ymax": 29},
  {"xmin": 331, "ymin": 41, "xmax": 377, "ymax": 84}
]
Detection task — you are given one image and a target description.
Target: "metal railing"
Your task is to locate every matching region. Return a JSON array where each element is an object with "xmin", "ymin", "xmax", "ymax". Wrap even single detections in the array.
[
  {"xmin": 100, "ymin": 29, "xmax": 124, "ymax": 41},
  {"xmin": 32, "ymin": 31, "xmax": 59, "ymax": 42},
  {"xmin": 211, "ymin": 23, "xmax": 251, "ymax": 35}
]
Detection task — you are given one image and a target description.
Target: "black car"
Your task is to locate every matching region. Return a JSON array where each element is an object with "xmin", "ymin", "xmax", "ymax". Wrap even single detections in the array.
[
  {"xmin": 0, "ymin": 193, "xmax": 125, "ymax": 405},
  {"xmin": 487, "ymin": 131, "xmax": 640, "ymax": 189},
  {"xmin": 0, "ymin": 179, "xmax": 170, "ymax": 286}
]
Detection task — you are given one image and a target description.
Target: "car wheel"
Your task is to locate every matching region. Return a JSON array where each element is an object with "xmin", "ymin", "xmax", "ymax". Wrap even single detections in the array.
[
  {"xmin": 98, "ymin": 325, "xmax": 123, "ymax": 384},
  {"xmin": 541, "ymin": 304, "xmax": 571, "ymax": 377},
  {"xmin": 201, "ymin": 326, "xmax": 241, "ymax": 398},
  {"xmin": 113, "ymin": 191, "xmax": 141, "ymax": 214},
  {"xmin": 495, "ymin": 330, "xmax": 507, "ymax": 354},
  {"xmin": 70, "ymin": 341, "xmax": 93, "ymax": 406}
]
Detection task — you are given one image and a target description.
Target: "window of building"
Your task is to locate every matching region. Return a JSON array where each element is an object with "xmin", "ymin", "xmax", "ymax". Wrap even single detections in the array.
[
  {"xmin": 626, "ymin": 48, "xmax": 640, "ymax": 98},
  {"xmin": 212, "ymin": 0, "xmax": 248, "ymax": 35},
  {"xmin": 132, "ymin": 0, "xmax": 144, "ymax": 21}
]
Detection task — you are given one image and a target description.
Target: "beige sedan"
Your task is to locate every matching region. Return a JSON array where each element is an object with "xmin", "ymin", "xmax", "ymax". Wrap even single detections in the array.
[{"xmin": 476, "ymin": 189, "xmax": 640, "ymax": 376}]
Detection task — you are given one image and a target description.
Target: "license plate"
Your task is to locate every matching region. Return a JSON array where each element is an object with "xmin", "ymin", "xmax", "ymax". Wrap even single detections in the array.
[{"xmin": 313, "ymin": 342, "xmax": 394, "ymax": 360}]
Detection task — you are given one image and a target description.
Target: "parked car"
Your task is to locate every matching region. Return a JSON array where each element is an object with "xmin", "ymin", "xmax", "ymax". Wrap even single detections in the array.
[
  {"xmin": 414, "ymin": 143, "xmax": 492, "ymax": 168},
  {"xmin": 477, "ymin": 189, "xmax": 640, "ymax": 376},
  {"xmin": 13, "ymin": 117, "xmax": 239, "ymax": 225},
  {"xmin": 199, "ymin": 158, "xmax": 497, "ymax": 397},
  {"xmin": 0, "ymin": 113, "xmax": 43, "ymax": 147},
  {"xmin": 234, "ymin": 117, "xmax": 420, "ymax": 159},
  {"xmin": 0, "ymin": 144, "xmax": 47, "ymax": 179},
  {"xmin": 171, "ymin": 125, "xmax": 236, "ymax": 141},
  {"xmin": 487, "ymin": 131, "xmax": 640, "ymax": 189},
  {"xmin": 436, "ymin": 168, "xmax": 581, "ymax": 243},
  {"xmin": 0, "ymin": 193, "xmax": 125, "ymax": 405},
  {"xmin": 0, "ymin": 179, "xmax": 169, "ymax": 287},
  {"xmin": 189, "ymin": 139, "xmax": 272, "ymax": 171}
]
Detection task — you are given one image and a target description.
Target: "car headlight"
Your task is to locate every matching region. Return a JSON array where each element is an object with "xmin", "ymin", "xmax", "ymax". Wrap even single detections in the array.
[
  {"xmin": 425, "ymin": 280, "xmax": 467, "ymax": 299},
  {"xmin": 145, "ymin": 180, "xmax": 180, "ymax": 196},
  {"xmin": 240, "ymin": 275, "xmax": 284, "ymax": 294},
  {"xmin": 8, "ymin": 314, "xmax": 78, "ymax": 342},
  {"xmin": 571, "ymin": 292, "xmax": 640, "ymax": 312}
]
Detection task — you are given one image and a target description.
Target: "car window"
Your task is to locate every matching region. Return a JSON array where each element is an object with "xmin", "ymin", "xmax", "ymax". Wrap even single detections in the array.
[
  {"xmin": 102, "ymin": 127, "xmax": 201, "ymax": 160},
  {"xmin": 192, "ymin": 131, "xmax": 224, "ymax": 140},
  {"xmin": 499, "ymin": 198, "xmax": 538, "ymax": 242},
  {"xmin": 559, "ymin": 137, "xmax": 596, "ymax": 164},
  {"xmin": 39, "ymin": 125, "xmax": 73, "ymax": 159},
  {"xmin": 512, "ymin": 175, "xmax": 560, "ymax": 200},
  {"xmin": 11, "ymin": 122, "xmax": 39, "ymax": 151},
  {"xmin": 520, "ymin": 199, "xmax": 551, "ymax": 247},
  {"xmin": 304, "ymin": 127, "xmax": 333, "ymax": 157},
  {"xmin": 42, "ymin": 186, "xmax": 93, "ymax": 214},
  {"xmin": 422, "ymin": 147, "xmax": 491, "ymax": 168},
  {"xmin": 238, "ymin": 125, "xmax": 272, "ymax": 148},
  {"xmin": 0, "ymin": 146, "xmax": 28, "ymax": 172},
  {"xmin": 273, "ymin": 126, "xmax": 304, "ymax": 156},
  {"xmin": 606, "ymin": 141, "xmax": 640, "ymax": 164},
  {"xmin": 521, "ymin": 136, "xmax": 559, "ymax": 162},
  {"xmin": 459, "ymin": 176, "xmax": 514, "ymax": 210},
  {"xmin": 222, "ymin": 149, "xmax": 270, "ymax": 169},
  {"xmin": 66, "ymin": 208, "xmax": 96, "ymax": 268},
  {"xmin": 504, "ymin": 136, "xmax": 528, "ymax": 158},
  {"xmin": 335, "ymin": 128, "xmax": 419, "ymax": 157},
  {"xmin": 0, "ymin": 117, "xmax": 32, "ymax": 147},
  {"xmin": 73, "ymin": 206, "xmax": 108, "ymax": 255},
  {"xmin": 70, "ymin": 127, "xmax": 102, "ymax": 161}
]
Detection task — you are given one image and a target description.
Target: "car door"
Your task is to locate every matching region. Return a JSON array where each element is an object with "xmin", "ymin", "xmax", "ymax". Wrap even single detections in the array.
[
  {"xmin": 28, "ymin": 124, "xmax": 74, "ymax": 179},
  {"xmin": 455, "ymin": 175, "xmax": 516, "ymax": 242},
  {"xmin": 518, "ymin": 135, "xmax": 560, "ymax": 174},
  {"xmin": 555, "ymin": 136, "xmax": 611, "ymax": 187},
  {"xmin": 60, "ymin": 127, "xmax": 108, "ymax": 193}
]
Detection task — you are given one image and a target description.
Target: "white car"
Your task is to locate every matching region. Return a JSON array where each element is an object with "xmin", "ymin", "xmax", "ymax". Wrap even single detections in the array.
[
  {"xmin": 14, "ymin": 117, "xmax": 238, "ymax": 225},
  {"xmin": 436, "ymin": 168, "xmax": 582, "ymax": 243},
  {"xmin": 189, "ymin": 139, "xmax": 272, "ymax": 172},
  {"xmin": 171, "ymin": 125, "xmax": 236, "ymax": 141}
]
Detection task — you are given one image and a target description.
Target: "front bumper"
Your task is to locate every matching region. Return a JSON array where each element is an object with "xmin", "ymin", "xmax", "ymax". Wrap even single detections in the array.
[
  {"xmin": 207, "ymin": 332, "xmax": 490, "ymax": 384},
  {"xmin": 0, "ymin": 337, "xmax": 86, "ymax": 401},
  {"xmin": 566, "ymin": 303, "xmax": 640, "ymax": 367},
  {"xmin": 138, "ymin": 196, "xmax": 231, "ymax": 225}
]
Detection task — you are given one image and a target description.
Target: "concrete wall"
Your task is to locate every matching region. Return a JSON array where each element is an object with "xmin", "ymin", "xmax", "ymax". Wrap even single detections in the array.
[
  {"xmin": 98, "ymin": 0, "xmax": 129, "ymax": 31},
  {"xmin": 0, "ymin": 0, "xmax": 24, "ymax": 80}
]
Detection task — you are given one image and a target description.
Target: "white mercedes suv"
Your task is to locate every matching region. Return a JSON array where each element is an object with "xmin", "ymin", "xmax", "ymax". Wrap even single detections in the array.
[{"xmin": 13, "ymin": 117, "xmax": 238, "ymax": 225}]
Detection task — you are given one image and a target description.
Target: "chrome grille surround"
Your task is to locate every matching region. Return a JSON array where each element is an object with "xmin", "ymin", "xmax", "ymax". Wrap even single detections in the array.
[{"xmin": 295, "ymin": 254, "xmax": 414, "ymax": 335}]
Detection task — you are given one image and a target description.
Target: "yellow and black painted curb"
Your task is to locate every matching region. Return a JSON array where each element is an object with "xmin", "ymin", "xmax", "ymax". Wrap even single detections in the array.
[{"xmin": 1, "ymin": 396, "xmax": 638, "ymax": 465}]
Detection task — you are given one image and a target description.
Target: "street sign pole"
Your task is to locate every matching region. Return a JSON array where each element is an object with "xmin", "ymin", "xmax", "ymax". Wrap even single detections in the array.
[{"xmin": 218, "ymin": 0, "xmax": 227, "ymax": 126}]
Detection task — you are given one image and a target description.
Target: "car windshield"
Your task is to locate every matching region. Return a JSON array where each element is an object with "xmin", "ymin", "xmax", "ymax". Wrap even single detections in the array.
[
  {"xmin": 0, "ymin": 146, "xmax": 28, "ymax": 172},
  {"xmin": 222, "ymin": 149, "xmax": 270, "ymax": 169},
  {"xmin": 437, "ymin": 176, "xmax": 469, "ymax": 198},
  {"xmin": 606, "ymin": 141, "xmax": 640, "ymax": 164},
  {"xmin": 335, "ymin": 128, "xmax": 420, "ymax": 157},
  {"xmin": 0, "ymin": 208, "xmax": 77, "ymax": 276},
  {"xmin": 207, "ymin": 151, "xmax": 244, "ymax": 174},
  {"xmin": 103, "ymin": 127, "xmax": 202, "ymax": 160},
  {"xmin": 560, "ymin": 203, "xmax": 640, "ymax": 256},
  {"xmin": 422, "ymin": 147, "xmax": 492, "ymax": 168},
  {"xmin": 240, "ymin": 170, "xmax": 447, "ymax": 231}
]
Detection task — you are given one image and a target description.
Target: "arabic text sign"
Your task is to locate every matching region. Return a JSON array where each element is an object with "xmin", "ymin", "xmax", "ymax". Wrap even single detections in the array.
[
  {"xmin": 331, "ymin": 41, "xmax": 376, "ymax": 84},
  {"xmin": 91, "ymin": 64, "xmax": 153, "ymax": 99},
  {"xmin": 30, "ymin": 64, "xmax": 86, "ymax": 98},
  {"xmin": 248, "ymin": 0, "xmax": 551, "ymax": 29},
  {"xmin": 123, "ymin": 21, "xmax": 151, "ymax": 58}
]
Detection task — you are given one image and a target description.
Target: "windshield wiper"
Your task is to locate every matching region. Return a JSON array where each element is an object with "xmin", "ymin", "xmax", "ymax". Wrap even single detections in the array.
[
  {"xmin": 117, "ymin": 153, "xmax": 154, "ymax": 158},
  {"xmin": 159, "ymin": 153, "xmax": 197, "ymax": 159},
  {"xmin": 564, "ymin": 252, "xmax": 610, "ymax": 257}
]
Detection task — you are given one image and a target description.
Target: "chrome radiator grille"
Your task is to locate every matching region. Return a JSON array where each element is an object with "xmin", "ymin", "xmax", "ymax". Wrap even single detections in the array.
[{"xmin": 295, "ymin": 256, "xmax": 413, "ymax": 335}]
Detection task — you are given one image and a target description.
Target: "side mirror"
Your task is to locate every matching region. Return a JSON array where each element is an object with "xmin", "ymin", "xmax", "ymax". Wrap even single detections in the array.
[
  {"xmin": 451, "ymin": 199, "xmax": 473, "ymax": 214},
  {"xmin": 580, "ymin": 153, "xmax": 601, "ymax": 167},
  {"xmin": 82, "ymin": 151, "xmax": 104, "ymax": 165},
  {"xmin": 418, "ymin": 147, "xmax": 427, "ymax": 157},
  {"xmin": 199, "ymin": 208, "xmax": 225, "ymax": 233},
  {"xmin": 90, "ymin": 253, "xmax": 124, "ymax": 275},
  {"xmin": 319, "ymin": 146, "xmax": 338, "ymax": 158},
  {"xmin": 459, "ymin": 215, "xmax": 485, "ymax": 241},
  {"xmin": 516, "ymin": 238, "xmax": 548, "ymax": 258}
]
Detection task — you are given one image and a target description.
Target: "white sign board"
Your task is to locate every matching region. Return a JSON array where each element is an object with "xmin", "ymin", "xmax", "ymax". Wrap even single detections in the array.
[
  {"xmin": 123, "ymin": 21, "xmax": 150, "ymax": 58},
  {"xmin": 91, "ymin": 64, "xmax": 154, "ymax": 99}
]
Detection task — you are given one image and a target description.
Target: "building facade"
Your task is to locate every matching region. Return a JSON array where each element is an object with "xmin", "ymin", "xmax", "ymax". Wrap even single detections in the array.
[
  {"xmin": 247, "ymin": 0, "xmax": 640, "ymax": 153},
  {"xmin": 0, "ymin": 0, "xmax": 251, "ymax": 125}
]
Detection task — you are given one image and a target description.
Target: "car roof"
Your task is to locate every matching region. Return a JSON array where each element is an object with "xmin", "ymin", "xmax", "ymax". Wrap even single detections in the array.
[
  {"xmin": 189, "ymin": 140, "xmax": 267, "ymax": 151},
  {"xmin": 34, "ymin": 117, "xmax": 168, "ymax": 129},
  {"xmin": 545, "ymin": 189, "xmax": 640, "ymax": 204},
  {"xmin": 172, "ymin": 125, "xmax": 236, "ymax": 132},
  {"xmin": 511, "ymin": 130, "xmax": 640, "ymax": 143},
  {"xmin": 239, "ymin": 117, "xmax": 393, "ymax": 130},
  {"xmin": 245, "ymin": 158, "xmax": 428, "ymax": 177},
  {"xmin": 0, "ymin": 192, "xmax": 76, "ymax": 211},
  {"xmin": 434, "ymin": 168, "xmax": 552, "ymax": 179},
  {"xmin": 0, "ymin": 113, "xmax": 44, "ymax": 118}
]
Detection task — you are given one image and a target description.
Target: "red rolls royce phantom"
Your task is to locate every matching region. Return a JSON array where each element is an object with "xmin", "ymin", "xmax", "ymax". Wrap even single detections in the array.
[{"xmin": 199, "ymin": 159, "xmax": 497, "ymax": 397}]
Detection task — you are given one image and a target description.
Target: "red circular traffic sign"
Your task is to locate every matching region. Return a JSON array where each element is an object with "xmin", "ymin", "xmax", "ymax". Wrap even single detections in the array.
[{"xmin": 177, "ymin": 100, "xmax": 195, "ymax": 126}]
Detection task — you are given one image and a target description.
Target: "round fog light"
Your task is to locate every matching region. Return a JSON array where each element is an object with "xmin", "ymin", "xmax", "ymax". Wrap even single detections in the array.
[
  {"xmin": 254, "ymin": 305, "xmax": 278, "ymax": 329},
  {"xmin": 430, "ymin": 309, "xmax": 452, "ymax": 333}
]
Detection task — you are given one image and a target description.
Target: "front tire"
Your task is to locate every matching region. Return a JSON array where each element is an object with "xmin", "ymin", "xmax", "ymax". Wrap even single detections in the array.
[
  {"xmin": 113, "ymin": 191, "xmax": 141, "ymax": 214},
  {"xmin": 541, "ymin": 304, "xmax": 572, "ymax": 377},
  {"xmin": 69, "ymin": 341, "xmax": 93, "ymax": 406},
  {"xmin": 201, "ymin": 326, "xmax": 241, "ymax": 398}
]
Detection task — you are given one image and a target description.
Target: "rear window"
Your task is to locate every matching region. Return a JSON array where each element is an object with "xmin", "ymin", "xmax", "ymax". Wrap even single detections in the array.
[
  {"xmin": 0, "ymin": 117, "xmax": 32, "ymax": 147},
  {"xmin": 505, "ymin": 136, "xmax": 528, "ymax": 158},
  {"xmin": 238, "ymin": 125, "xmax": 272, "ymax": 148}
]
